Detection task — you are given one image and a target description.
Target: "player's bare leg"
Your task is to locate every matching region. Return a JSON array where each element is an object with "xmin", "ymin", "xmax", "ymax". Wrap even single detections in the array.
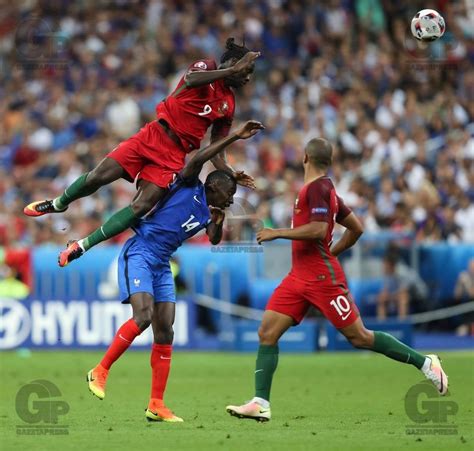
[
  {"xmin": 24, "ymin": 157, "xmax": 125, "ymax": 217},
  {"xmin": 227, "ymin": 310, "xmax": 294, "ymax": 421},
  {"xmin": 339, "ymin": 317, "xmax": 448, "ymax": 395},
  {"xmin": 87, "ymin": 293, "xmax": 152, "ymax": 399},
  {"xmin": 146, "ymin": 302, "xmax": 183, "ymax": 423},
  {"xmin": 59, "ymin": 179, "xmax": 166, "ymax": 266}
]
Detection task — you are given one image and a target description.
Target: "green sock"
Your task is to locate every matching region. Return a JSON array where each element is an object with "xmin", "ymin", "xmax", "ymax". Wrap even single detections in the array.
[
  {"xmin": 81, "ymin": 206, "xmax": 139, "ymax": 251},
  {"xmin": 54, "ymin": 173, "xmax": 97, "ymax": 210},
  {"xmin": 255, "ymin": 344, "xmax": 279, "ymax": 402},
  {"xmin": 372, "ymin": 331, "xmax": 426, "ymax": 369}
]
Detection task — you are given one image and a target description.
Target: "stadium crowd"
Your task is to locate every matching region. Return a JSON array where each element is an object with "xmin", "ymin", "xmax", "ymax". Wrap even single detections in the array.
[{"xmin": 1, "ymin": 0, "xmax": 473, "ymax": 248}]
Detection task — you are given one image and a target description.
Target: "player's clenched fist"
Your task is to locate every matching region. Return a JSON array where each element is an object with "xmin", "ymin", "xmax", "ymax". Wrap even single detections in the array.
[{"xmin": 256, "ymin": 228, "xmax": 279, "ymax": 244}]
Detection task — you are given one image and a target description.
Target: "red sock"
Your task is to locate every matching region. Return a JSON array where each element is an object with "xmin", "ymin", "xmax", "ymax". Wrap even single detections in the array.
[
  {"xmin": 150, "ymin": 344, "xmax": 173, "ymax": 400},
  {"xmin": 100, "ymin": 319, "xmax": 141, "ymax": 370}
]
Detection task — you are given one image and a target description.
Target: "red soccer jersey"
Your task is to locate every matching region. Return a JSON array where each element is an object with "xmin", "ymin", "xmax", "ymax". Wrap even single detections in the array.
[
  {"xmin": 290, "ymin": 176, "xmax": 352, "ymax": 283},
  {"xmin": 156, "ymin": 59, "xmax": 235, "ymax": 152}
]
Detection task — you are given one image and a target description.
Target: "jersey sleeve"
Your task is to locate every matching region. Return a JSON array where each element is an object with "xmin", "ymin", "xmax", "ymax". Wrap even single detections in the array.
[
  {"xmin": 336, "ymin": 195, "xmax": 352, "ymax": 223},
  {"xmin": 186, "ymin": 59, "xmax": 217, "ymax": 74},
  {"xmin": 307, "ymin": 181, "xmax": 331, "ymax": 223}
]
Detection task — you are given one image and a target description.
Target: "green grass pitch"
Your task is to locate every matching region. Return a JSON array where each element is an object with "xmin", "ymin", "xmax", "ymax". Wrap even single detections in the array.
[{"xmin": 0, "ymin": 350, "xmax": 472, "ymax": 450}]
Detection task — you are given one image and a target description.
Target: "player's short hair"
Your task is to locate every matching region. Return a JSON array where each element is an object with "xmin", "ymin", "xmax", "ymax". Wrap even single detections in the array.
[
  {"xmin": 305, "ymin": 138, "xmax": 333, "ymax": 169},
  {"xmin": 220, "ymin": 37, "xmax": 250, "ymax": 63},
  {"xmin": 205, "ymin": 170, "xmax": 237, "ymax": 190}
]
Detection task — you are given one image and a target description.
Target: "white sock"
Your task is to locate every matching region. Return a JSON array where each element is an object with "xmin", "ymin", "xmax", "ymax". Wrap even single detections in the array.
[
  {"xmin": 421, "ymin": 357, "xmax": 432, "ymax": 373},
  {"xmin": 52, "ymin": 198, "xmax": 63, "ymax": 211},
  {"xmin": 252, "ymin": 397, "xmax": 270, "ymax": 408},
  {"xmin": 77, "ymin": 239, "xmax": 86, "ymax": 252}
]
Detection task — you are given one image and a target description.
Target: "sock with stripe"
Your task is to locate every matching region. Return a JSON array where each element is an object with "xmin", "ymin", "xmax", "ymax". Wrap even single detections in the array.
[
  {"xmin": 150, "ymin": 344, "xmax": 173, "ymax": 400},
  {"xmin": 100, "ymin": 318, "xmax": 141, "ymax": 370},
  {"xmin": 372, "ymin": 331, "xmax": 426, "ymax": 369},
  {"xmin": 53, "ymin": 173, "xmax": 98, "ymax": 210},
  {"xmin": 254, "ymin": 344, "xmax": 279, "ymax": 402},
  {"xmin": 81, "ymin": 206, "xmax": 139, "ymax": 251}
]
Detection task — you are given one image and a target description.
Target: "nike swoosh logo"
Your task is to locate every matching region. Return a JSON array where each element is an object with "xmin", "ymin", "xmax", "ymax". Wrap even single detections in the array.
[
  {"xmin": 255, "ymin": 369, "xmax": 263, "ymax": 373},
  {"xmin": 119, "ymin": 334, "xmax": 132, "ymax": 343},
  {"xmin": 210, "ymin": 83, "xmax": 215, "ymax": 90},
  {"xmin": 160, "ymin": 356, "xmax": 172, "ymax": 360},
  {"xmin": 193, "ymin": 195, "xmax": 201, "ymax": 204},
  {"xmin": 341, "ymin": 311, "xmax": 352, "ymax": 321}
]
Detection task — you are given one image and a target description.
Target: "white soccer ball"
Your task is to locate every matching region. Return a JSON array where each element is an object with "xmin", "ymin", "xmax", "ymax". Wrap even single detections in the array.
[{"xmin": 411, "ymin": 9, "xmax": 446, "ymax": 42}]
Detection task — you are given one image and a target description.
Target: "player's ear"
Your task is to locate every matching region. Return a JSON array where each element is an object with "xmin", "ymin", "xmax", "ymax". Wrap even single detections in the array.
[{"xmin": 303, "ymin": 153, "xmax": 309, "ymax": 165}]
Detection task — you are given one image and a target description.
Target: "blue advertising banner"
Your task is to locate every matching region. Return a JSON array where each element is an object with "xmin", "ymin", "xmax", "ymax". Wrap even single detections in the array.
[{"xmin": 0, "ymin": 297, "xmax": 195, "ymax": 350}]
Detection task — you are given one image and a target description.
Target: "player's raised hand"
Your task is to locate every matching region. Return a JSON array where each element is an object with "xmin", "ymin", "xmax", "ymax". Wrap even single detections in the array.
[
  {"xmin": 232, "ymin": 51, "xmax": 261, "ymax": 75},
  {"xmin": 256, "ymin": 228, "xmax": 279, "ymax": 244},
  {"xmin": 209, "ymin": 205, "xmax": 226, "ymax": 225},
  {"xmin": 234, "ymin": 171, "xmax": 256, "ymax": 190},
  {"xmin": 235, "ymin": 120, "xmax": 265, "ymax": 139}
]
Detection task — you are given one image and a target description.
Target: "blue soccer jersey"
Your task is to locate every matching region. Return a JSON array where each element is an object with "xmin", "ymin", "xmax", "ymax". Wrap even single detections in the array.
[{"xmin": 118, "ymin": 176, "xmax": 211, "ymax": 303}]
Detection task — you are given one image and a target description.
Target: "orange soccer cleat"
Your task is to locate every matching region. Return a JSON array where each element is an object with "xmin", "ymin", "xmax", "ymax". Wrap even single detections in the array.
[
  {"xmin": 86, "ymin": 365, "xmax": 109, "ymax": 400},
  {"xmin": 145, "ymin": 399, "xmax": 183, "ymax": 422},
  {"xmin": 58, "ymin": 240, "xmax": 84, "ymax": 267},
  {"xmin": 24, "ymin": 199, "xmax": 67, "ymax": 217}
]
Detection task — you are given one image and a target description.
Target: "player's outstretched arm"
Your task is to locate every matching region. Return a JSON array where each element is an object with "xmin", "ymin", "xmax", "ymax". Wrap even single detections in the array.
[
  {"xmin": 330, "ymin": 213, "xmax": 364, "ymax": 257},
  {"xmin": 256, "ymin": 222, "xmax": 328, "ymax": 244},
  {"xmin": 206, "ymin": 206, "xmax": 225, "ymax": 245},
  {"xmin": 180, "ymin": 120, "xmax": 264, "ymax": 183},
  {"xmin": 184, "ymin": 52, "xmax": 260, "ymax": 88}
]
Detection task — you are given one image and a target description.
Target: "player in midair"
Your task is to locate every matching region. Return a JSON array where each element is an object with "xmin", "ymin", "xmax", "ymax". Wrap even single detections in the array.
[
  {"xmin": 86, "ymin": 120, "xmax": 264, "ymax": 422},
  {"xmin": 226, "ymin": 138, "xmax": 448, "ymax": 422},
  {"xmin": 23, "ymin": 38, "xmax": 260, "ymax": 266}
]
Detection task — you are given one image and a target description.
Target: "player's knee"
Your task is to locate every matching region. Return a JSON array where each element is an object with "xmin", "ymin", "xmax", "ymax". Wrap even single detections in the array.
[
  {"xmin": 87, "ymin": 167, "xmax": 112, "ymax": 188},
  {"xmin": 133, "ymin": 305, "xmax": 154, "ymax": 330},
  {"xmin": 258, "ymin": 326, "xmax": 278, "ymax": 346}
]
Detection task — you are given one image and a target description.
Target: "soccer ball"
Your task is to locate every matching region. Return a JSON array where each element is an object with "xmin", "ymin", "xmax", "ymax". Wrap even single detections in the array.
[{"xmin": 411, "ymin": 9, "xmax": 445, "ymax": 42}]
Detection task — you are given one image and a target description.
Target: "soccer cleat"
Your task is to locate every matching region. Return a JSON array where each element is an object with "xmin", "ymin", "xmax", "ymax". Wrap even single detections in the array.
[
  {"xmin": 24, "ymin": 199, "xmax": 67, "ymax": 217},
  {"xmin": 226, "ymin": 401, "xmax": 271, "ymax": 422},
  {"xmin": 423, "ymin": 354, "xmax": 448, "ymax": 395},
  {"xmin": 58, "ymin": 240, "xmax": 84, "ymax": 267},
  {"xmin": 145, "ymin": 399, "xmax": 183, "ymax": 422},
  {"xmin": 86, "ymin": 365, "xmax": 109, "ymax": 400}
]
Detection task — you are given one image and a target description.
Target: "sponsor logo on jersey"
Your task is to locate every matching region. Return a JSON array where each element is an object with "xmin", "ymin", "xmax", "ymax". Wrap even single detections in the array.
[
  {"xmin": 194, "ymin": 61, "xmax": 207, "ymax": 70},
  {"xmin": 312, "ymin": 207, "xmax": 328, "ymax": 214}
]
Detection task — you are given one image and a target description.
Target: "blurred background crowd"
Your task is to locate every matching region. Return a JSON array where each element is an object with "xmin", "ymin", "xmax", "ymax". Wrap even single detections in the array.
[{"xmin": 1, "ymin": 0, "xmax": 473, "ymax": 249}]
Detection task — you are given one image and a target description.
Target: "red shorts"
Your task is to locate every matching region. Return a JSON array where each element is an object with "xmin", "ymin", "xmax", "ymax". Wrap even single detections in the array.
[
  {"xmin": 107, "ymin": 121, "xmax": 186, "ymax": 188},
  {"xmin": 266, "ymin": 273, "xmax": 359, "ymax": 329}
]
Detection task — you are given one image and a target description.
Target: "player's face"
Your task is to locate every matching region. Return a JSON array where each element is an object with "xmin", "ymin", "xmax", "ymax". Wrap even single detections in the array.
[{"xmin": 208, "ymin": 182, "xmax": 236, "ymax": 209}]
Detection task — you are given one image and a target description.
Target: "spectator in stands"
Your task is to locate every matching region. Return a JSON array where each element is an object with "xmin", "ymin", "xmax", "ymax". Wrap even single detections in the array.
[
  {"xmin": 377, "ymin": 252, "xmax": 428, "ymax": 320},
  {"xmin": 452, "ymin": 258, "xmax": 474, "ymax": 336},
  {"xmin": 0, "ymin": 264, "xmax": 29, "ymax": 300},
  {"xmin": 454, "ymin": 258, "xmax": 474, "ymax": 302},
  {"xmin": 1, "ymin": 1, "xmax": 472, "ymax": 246}
]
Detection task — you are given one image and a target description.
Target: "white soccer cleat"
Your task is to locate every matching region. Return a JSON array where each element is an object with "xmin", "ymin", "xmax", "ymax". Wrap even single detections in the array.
[
  {"xmin": 423, "ymin": 354, "xmax": 448, "ymax": 395},
  {"xmin": 226, "ymin": 401, "xmax": 271, "ymax": 422}
]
